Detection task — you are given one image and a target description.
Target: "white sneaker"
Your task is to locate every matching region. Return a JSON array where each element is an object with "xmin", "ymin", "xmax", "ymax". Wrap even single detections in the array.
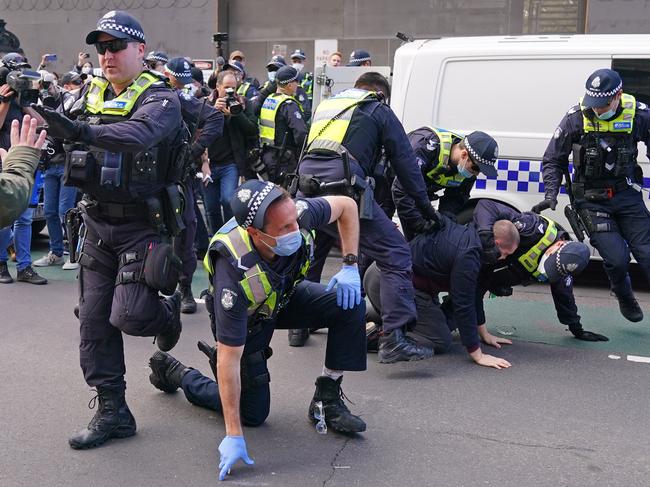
[
  {"xmin": 62, "ymin": 259, "xmax": 80, "ymax": 270},
  {"xmin": 33, "ymin": 252, "xmax": 65, "ymax": 267}
]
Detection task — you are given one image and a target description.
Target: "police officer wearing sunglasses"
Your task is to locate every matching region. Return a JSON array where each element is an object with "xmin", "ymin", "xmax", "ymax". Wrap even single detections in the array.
[{"xmin": 32, "ymin": 10, "xmax": 187, "ymax": 450}]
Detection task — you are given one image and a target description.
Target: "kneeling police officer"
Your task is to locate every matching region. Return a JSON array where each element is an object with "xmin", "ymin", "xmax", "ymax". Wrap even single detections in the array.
[
  {"xmin": 148, "ymin": 180, "xmax": 367, "ymax": 481},
  {"xmin": 33, "ymin": 11, "xmax": 187, "ymax": 449}
]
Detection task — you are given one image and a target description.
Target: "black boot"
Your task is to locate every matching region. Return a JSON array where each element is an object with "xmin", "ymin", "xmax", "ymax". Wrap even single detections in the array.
[
  {"xmin": 156, "ymin": 291, "xmax": 182, "ymax": 352},
  {"xmin": 68, "ymin": 389, "xmax": 136, "ymax": 450},
  {"xmin": 366, "ymin": 322, "xmax": 380, "ymax": 353},
  {"xmin": 288, "ymin": 328, "xmax": 309, "ymax": 347},
  {"xmin": 148, "ymin": 351, "xmax": 190, "ymax": 393},
  {"xmin": 378, "ymin": 328, "xmax": 434, "ymax": 364},
  {"xmin": 617, "ymin": 294, "xmax": 644, "ymax": 322},
  {"xmin": 197, "ymin": 341, "xmax": 217, "ymax": 379},
  {"xmin": 0, "ymin": 261, "xmax": 13, "ymax": 284},
  {"xmin": 179, "ymin": 283, "xmax": 197, "ymax": 314},
  {"xmin": 308, "ymin": 376, "xmax": 366, "ymax": 434}
]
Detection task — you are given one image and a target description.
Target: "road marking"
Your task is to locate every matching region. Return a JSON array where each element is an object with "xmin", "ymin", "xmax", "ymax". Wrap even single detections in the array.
[
  {"xmin": 627, "ymin": 355, "xmax": 650, "ymax": 364},
  {"xmin": 608, "ymin": 354, "xmax": 621, "ymax": 360},
  {"xmin": 195, "ymin": 298, "xmax": 205, "ymax": 304}
]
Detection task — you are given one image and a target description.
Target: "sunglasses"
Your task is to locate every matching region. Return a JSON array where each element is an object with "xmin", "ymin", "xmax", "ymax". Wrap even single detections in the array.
[{"xmin": 94, "ymin": 39, "xmax": 136, "ymax": 55}]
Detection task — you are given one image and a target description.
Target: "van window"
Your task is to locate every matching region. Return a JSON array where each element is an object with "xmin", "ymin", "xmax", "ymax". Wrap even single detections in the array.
[{"xmin": 612, "ymin": 59, "xmax": 650, "ymax": 106}]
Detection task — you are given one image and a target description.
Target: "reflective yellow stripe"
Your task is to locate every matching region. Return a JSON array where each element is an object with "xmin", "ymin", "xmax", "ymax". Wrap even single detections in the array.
[
  {"xmin": 85, "ymin": 72, "xmax": 160, "ymax": 116},
  {"xmin": 424, "ymin": 127, "xmax": 466, "ymax": 187},
  {"xmin": 237, "ymin": 82, "xmax": 251, "ymax": 97},
  {"xmin": 581, "ymin": 93, "xmax": 636, "ymax": 134},
  {"xmin": 306, "ymin": 89, "xmax": 375, "ymax": 154},
  {"xmin": 259, "ymin": 93, "xmax": 299, "ymax": 146},
  {"xmin": 518, "ymin": 216, "xmax": 558, "ymax": 277}
]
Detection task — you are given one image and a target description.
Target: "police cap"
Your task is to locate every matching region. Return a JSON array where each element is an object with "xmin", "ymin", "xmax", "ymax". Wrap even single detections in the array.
[
  {"xmin": 1, "ymin": 52, "xmax": 29, "ymax": 69},
  {"xmin": 276, "ymin": 66, "xmax": 299, "ymax": 85},
  {"xmin": 145, "ymin": 51, "xmax": 168, "ymax": 64},
  {"xmin": 464, "ymin": 131, "xmax": 498, "ymax": 179},
  {"xmin": 223, "ymin": 60, "xmax": 245, "ymax": 75},
  {"xmin": 266, "ymin": 55, "xmax": 286, "ymax": 70},
  {"xmin": 165, "ymin": 57, "xmax": 193, "ymax": 85},
  {"xmin": 230, "ymin": 180, "xmax": 286, "ymax": 229},
  {"xmin": 86, "ymin": 10, "xmax": 146, "ymax": 45},
  {"xmin": 543, "ymin": 241, "xmax": 590, "ymax": 284},
  {"xmin": 290, "ymin": 49, "xmax": 307, "ymax": 61},
  {"xmin": 190, "ymin": 67, "xmax": 204, "ymax": 85},
  {"xmin": 347, "ymin": 49, "xmax": 371, "ymax": 66},
  {"xmin": 583, "ymin": 69, "xmax": 623, "ymax": 109},
  {"xmin": 61, "ymin": 71, "xmax": 82, "ymax": 86}
]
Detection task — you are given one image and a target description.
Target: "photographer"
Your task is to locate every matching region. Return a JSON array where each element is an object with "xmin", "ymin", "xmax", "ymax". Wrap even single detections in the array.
[{"xmin": 203, "ymin": 70, "xmax": 257, "ymax": 233}]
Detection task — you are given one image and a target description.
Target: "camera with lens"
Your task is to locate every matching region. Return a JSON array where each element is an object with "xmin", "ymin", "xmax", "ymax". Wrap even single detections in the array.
[
  {"xmin": 0, "ymin": 64, "xmax": 41, "ymax": 107},
  {"xmin": 224, "ymin": 87, "xmax": 243, "ymax": 115}
]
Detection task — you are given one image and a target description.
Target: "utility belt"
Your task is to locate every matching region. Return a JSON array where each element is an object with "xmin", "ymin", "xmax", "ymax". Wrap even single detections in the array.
[
  {"xmin": 75, "ymin": 184, "xmax": 185, "ymax": 237},
  {"xmin": 572, "ymin": 179, "xmax": 632, "ymax": 201}
]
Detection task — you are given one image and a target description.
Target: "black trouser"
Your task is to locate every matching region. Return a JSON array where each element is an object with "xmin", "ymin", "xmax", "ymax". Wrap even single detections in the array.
[
  {"xmin": 78, "ymin": 215, "xmax": 175, "ymax": 394},
  {"xmin": 180, "ymin": 280, "xmax": 367, "ymax": 426},
  {"xmin": 174, "ymin": 179, "xmax": 198, "ymax": 286}
]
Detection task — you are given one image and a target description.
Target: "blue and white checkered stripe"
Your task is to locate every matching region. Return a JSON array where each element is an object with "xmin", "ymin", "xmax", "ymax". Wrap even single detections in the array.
[
  {"xmin": 475, "ymin": 159, "xmax": 650, "ymax": 199},
  {"xmin": 98, "ymin": 21, "xmax": 145, "ymax": 42}
]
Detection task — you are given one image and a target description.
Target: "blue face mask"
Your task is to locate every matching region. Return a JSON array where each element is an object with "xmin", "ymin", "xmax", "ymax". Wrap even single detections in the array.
[
  {"xmin": 594, "ymin": 98, "xmax": 619, "ymax": 120},
  {"xmin": 268, "ymin": 71, "xmax": 276, "ymax": 82},
  {"xmin": 457, "ymin": 159, "xmax": 473, "ymax": 179},
  {"xmin": 261, "ymin": 229, "xmax": 302, "ymax": 256}
]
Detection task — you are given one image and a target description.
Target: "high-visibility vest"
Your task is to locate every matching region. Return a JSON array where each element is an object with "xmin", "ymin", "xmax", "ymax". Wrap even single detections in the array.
[
  {"xmin": 203, "ymin": 219, "xmax": 313, "ymax": 319},
  {"xmin": 423, "ymin": 127, "xmax": 467, "ymax": 188},
  {"xmin": 85, "ymin": 71, "xmax": 160, "ymax": 117},
  {"xmin": 237, "ymin": 82, "xmax": 251, "ymax": 97},
  {"xmin": 517, "ymin": 216, "xmax": 558, "ymax": 279},
  {"xmin": 581, "ymin": 93, "xmax": 635, "ymax": 134},
  {"xmin": 259, "ymin": 93, "xmax": 301, "ymax": 146},
  {"xmin": 306, "ymin": 88, "xmax": 378, "ymax": 155}
]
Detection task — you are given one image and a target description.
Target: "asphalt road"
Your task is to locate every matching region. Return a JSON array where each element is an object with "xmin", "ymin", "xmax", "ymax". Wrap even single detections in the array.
[{"xmin": 1, "ymin": 238, "xmax": 650, "ymax": 487}]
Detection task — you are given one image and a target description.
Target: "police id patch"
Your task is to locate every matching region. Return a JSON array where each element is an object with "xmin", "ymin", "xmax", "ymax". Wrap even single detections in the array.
[
  {"xmin": 613, "ymin": 122, "xmax": 632, "ymax": 130},
  {"xmin": 221, "ymin": 288, "xmax": 238, "ymax": 310},
  {"xmin": 103, "ymin": 100, "xmax": 127, "ymax": 110},
  {"xmin": 296, "ymin": 200, "xmax": 309, "ymax": 217}
]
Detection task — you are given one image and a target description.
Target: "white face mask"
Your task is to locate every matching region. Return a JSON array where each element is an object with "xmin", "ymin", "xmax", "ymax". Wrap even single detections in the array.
[
  {"xmin": 81, "ymin": 66, "xmax": 92, "ymax": 75},
  {"xmin": 292, "ymin": 62, "xmax": 304, "ymax": 72}
]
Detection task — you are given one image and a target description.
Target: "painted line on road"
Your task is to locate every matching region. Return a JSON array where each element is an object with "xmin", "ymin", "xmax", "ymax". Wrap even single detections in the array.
[{"xmin": 627, "ymin": 355, "xmax": 650, "ymax": 364}]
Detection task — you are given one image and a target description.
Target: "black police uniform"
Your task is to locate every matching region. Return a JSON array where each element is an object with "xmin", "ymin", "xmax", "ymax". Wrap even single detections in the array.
[
  {"xmin": 33, "ymin": 11, "xmax": 188, "ymax": 449},
  {"xmin": 173, "ymin": 197, "xmax": 366, "ymax": 427},
  {"xmin": 364, "ymin": 215, "xmax": 484, "ymax": 354},
  {"xmin": 473, "ymin": 200, "xmax": 582, "ymax": 329},
  {"xmin": 298, "ymin": 88, "xmax": 436, "ymax": 358},
  {"xmin": 541, "ymin": 69, "xmax": 650, "ymax": 320},
  {"xmin": 174, "ymin": 87, "xmax": 223, "ymax": 308}
]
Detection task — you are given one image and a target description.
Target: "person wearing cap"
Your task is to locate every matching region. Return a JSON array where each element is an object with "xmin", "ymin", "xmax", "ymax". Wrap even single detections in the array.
[
  {"xmin": 290, "ymin": 49, "xmax": 313, "ymax": 103},
  {"xmin": 474, "ymin": 199, "xmax": 608, "ymax": 342},
  {"xmin": 229, "ymin": 49, "xmax": 260, "ymax": 93},
  {"xmin": 60, "ymin": 71, "xmax": 83, "ymax": 104},
  {"xmin": 364, "ymin": 212, "xmax": 512, "ymax": 369},
  {"xmin": 257, "ymin": 65, "xmax": 307, "ymax": 186},
  {"xmin": 393, "ymin": 128, "xmax": 499, "ymax": 241},
  {"xmin": 254, "ymin": 55, "xmax": 311, "ymax": 121},
  {"xmin": 535, "ymin": 68, "xmax": 650, "ymax": 324},
  {"xmin": 31, "ymin": 10, "xmax": 186, "ymax": 450},
  {"xmin": 164, "ymin": 57, "xmax": 224, "ymax": 313},
  {"xmin": 147, "ymin": 180, "xmax": 367, "ymax": 480},
  {"xmin": 347, "ymin": 50, "xmax": 372, "ymax": 67},
  {"xmin": 145, "ymin": 50, "xmax": 168, "ymax": 72},
  {"xmin": 223, "ymin": 60, "xmax": 258, "ymax": 100},
  {"xmin": 296, "ymin": 71, "xmax": 438, "ymax": 362}
]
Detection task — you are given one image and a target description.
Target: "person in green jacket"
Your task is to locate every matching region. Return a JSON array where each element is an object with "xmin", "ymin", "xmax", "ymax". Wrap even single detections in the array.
[{"xmin": 0, "ymin": 115, "xmax": 47, "ymax": 227}]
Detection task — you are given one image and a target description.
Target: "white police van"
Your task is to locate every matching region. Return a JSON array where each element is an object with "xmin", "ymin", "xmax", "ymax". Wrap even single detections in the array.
[{"xmin": 391, "ymin": 34, "xmax": 650, "ymax": 255}]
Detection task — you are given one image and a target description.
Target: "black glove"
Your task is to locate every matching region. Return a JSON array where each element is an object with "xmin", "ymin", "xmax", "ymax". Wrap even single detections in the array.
[
  {"xmin": 570, "ymin": 328, "xmax": 609, "ymax": 342},
  {"xmin": 190, "ymin": 142, "xmax": 205, "ymax": 160},
  {"xmin": 531, "ymin": 198, "xmax": 557, "ymax": 214},
  {"xmin": 31, "ymin": 103, "xmax": 81, "ymax": 140},
  {"xmin": 414, "ymin": 218, "xmax": 439, "ymax": 234}
]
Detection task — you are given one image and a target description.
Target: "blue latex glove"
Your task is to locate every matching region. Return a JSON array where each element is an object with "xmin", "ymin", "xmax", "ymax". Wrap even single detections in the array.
[
  {"xmin": 325, "ymin": 265, "xmax": 361, "ymax": 310},
  {"xmin": 218, "ymin": 435, "xmax": 254, "ymax": 481}
]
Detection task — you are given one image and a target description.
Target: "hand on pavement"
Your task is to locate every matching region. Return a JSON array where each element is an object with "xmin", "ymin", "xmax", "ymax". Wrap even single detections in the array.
[{"xmin": 218, "ymin": 435, "xmax": 254, "ymax": 481}]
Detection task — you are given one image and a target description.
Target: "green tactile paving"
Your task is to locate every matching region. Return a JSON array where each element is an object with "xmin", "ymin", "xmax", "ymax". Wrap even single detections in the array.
[{"xmin": 482, "ymin": 294, "xmax": 650, "ymax": 357}]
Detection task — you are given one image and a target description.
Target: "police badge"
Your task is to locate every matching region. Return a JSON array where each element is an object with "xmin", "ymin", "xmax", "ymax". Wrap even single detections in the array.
[
  {"xmin": 237, "ymin": 188, "xmax": 252, "ymax": 203},
  {"xmin": 221, "ymin": 288, "xmax": 238, "ymax": 310}
]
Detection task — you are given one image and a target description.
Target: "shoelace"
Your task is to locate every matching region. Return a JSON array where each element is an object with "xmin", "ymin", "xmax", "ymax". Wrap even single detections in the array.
[
  {"xmin": 338, "ymin": 385, "xmax": 355, "ymax": 406},
  {"xmin": 87, "ymin": 389, "xmax": 100, "ymax": 410}
]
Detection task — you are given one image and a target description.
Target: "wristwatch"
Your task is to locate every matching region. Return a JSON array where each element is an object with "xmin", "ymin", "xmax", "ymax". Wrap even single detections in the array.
[{"xmin": 342, "ymin": 254, "xmax": 358, "ymax": 265}]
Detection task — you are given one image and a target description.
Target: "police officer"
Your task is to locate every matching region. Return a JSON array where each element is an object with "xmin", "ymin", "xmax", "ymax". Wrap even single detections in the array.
[
  {"xmin": 145, "ymin": 50, "xmax": 168, "ymax": 72},
  {"xmin": 257, "ymin": 65, "xmax": 307, "ymax": 186},
  {"xmin": 164, "ymin": 57, "xmax": 224, "ymax": 313},
  {"xmin": 364, "ymin": 214, "xmax": 512, "ymax": 369},
  {"xmin": 147, "ymin": 180, "xmax": 367, "ymax": 481},
  {"xmin": 394, "ymin": 129, "xmax": 498, "ymax": 240},
  {"xmin": 297, "ymin": 71, "xmax": 437, "ymax": 363},
  {"xmin": 347, "ymin": 50, "xmax": 372, "ymax": 67},
  {"xmin": 473, "ymin": 199, "xmax": 608, "ymax": 342},
  {"xmin": 534, "ymin": 68, "xmax": 650, "ymax": 323},
  {"xmin": 254, "ymin": 55, "xmax": 311, "ymax": 121},
  {"xmin": 32, "ymin": 10, "xmax": 186, "ymax": 449},
  {"xmin": 222, "ymin": 60, "xmax": 258, "ymax": 100},
  {"xmin": 290, "ymin": 49, "xmax": 313, "ymax": 104}
]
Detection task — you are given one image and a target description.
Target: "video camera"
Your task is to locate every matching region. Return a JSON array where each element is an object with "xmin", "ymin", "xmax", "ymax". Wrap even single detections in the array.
[
  {"xmin": 224, "ymin": 87, "xmax": 243, "ymax": 115},
  {"xmin": 0, "ymin": 60, "xmax": 41, "ymax": 107}
]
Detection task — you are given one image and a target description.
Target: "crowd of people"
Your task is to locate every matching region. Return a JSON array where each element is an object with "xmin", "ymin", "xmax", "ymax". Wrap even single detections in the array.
[{"xmin": 1, "ymin": 8, "xmax": 648, "ymax": 482}]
